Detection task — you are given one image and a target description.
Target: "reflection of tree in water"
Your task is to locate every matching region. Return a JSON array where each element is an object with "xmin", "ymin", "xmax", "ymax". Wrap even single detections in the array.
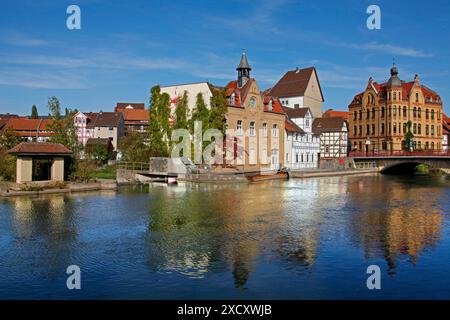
[
  {"xmin": 346, "ymin": 175, "xmax": 443, "ymax": 274},
  {"xmin": 145, "ymin": 182, "xmax": 285, "ymax": 289},
  {"xmin": 9, "ymin": 195, "xmax": 79, "ymax": 281}
]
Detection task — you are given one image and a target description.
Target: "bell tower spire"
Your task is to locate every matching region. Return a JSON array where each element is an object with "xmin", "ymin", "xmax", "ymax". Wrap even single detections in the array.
[{"xmin": 236, "ymin": 49, "xmax": 251, "ymax": 88}]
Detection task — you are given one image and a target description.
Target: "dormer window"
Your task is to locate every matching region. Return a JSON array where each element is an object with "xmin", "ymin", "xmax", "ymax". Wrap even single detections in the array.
[
  {"xmin": 230, "ymin": 93, "xmax": 235, "ymax": 105},
  {"xmin": 268, "ymin": 99, "xmax": 273, "ymax": 111}
]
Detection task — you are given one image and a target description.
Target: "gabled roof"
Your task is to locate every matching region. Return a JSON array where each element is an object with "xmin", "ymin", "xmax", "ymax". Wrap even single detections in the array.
[
  {"xmin": 263, "ymin": 97, "xmax": 285, "ymax": 114},
  {"xmin": 285, "ymin": 118, "xmax": 305, "ymax": 134},
  {"xmin": 4, "ymin": 118, "xmax": 55, "ymax": 132},
  {"xmin": 268, "ymin": 67, "xmax": 324, "ymax": 101},
  {"xmin": 85, "ymin": 112, "xmax": 123, "ymax": 128},
  {"xmin": 323, "ymin": 109, "xmax": 349, "ymax": 121},
  {"xmin": 121, "ymin": 109, "xmax": 149, "ymax": 122},
  {"xmin": 312, "ymin": 117, "xmax": 346, "ymax": 134},
  {"xmin": 8, "ymin": 142, "xmax": 72, "ymax": 156},
  {"xmin": 115, "ymin": 102, "xmax": 145, "ymax": 112},
  {"xmin": 282, "ymin": 107, "xmax": 311, "ymax": 119}
]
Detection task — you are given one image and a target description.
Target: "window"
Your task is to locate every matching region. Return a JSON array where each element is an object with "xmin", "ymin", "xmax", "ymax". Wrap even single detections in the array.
[
  {"xmin": 416, "ymin": 92, "xmax": 419, "ymax": 102},
  {"xmin": 371, "ymin": 124, "xmax": 375, "ymax": 135},
  {"xmin": 359, "ymin": 110, "xmax": 362, "ymax": 120},
  {"xmin": 262, "ymin": 123, "xmax": 267, "ymax": 137},
  {"xmin": 413, "ymin": 123, "xmax": 417, "ymax": 134},
  {"xmin": 426, "ymin": 109, "xmax": 429, "ymax": 120},
  {"xmin": 393, "ymin": 106, "xmax": 397, "ymax": 117},
  {"xmin": 431, "ymin": 125, "xmax": 435, "ymax": 136},
  {"xmin": 306, "ymin": 119, "xmax": 310, "ymax": 127},
  {"xmin": 381, "ymin": 107, "xmax": 385, "ymax": 118},
  {"xmin": 372, "ymin": 108, "xmax": 375, "ymax": 119},
  {"xmin": 426, "ymin": 125, "xmax": 429, "ymax": 136},
  {"xmin": 403, "ymin": 106, "xmax": 407, "ymax": 118},
  {"xmin": 230, "ymin": 93, "xmax": 235, "ymax": 105},
  {"xmin": 366, "ymin": 109, "xmax": 370, "ymax": 119},
  {"xmin": 237, "ymin": 120, "xmax": 243, "ymax": 135},
  {"xmin": 294, "ymin": 104, "xmax": 300, "ymax": 109},
  {"xmin": 393, "ymin": 123, "xmax": 397, "ymax": 134},
  {"xmin": 413, "ymin": 107, "xmax": 417, "ymax": 118},
  {"xmin": 366, "ymin": 124, "xmax": 370, "ymax": 136},
  {"xmin": 359, "ymin": 125, "xmax": 362, "ymax": 136},
  {"xmin": 394, "ymin": 92, "xmax": 397, "ymax": 101},
  {"xmin": 249, "ymin": 121, "xmax": 255, "ymax": 136},
  {"xmin": 431, "ymin": 142, "xmax": 434, "ymax": 150},
  {"xmin": 431, "ymin": 109, "xmax": 435, "ymax": 120},
  {"xmin": 418, "ymin": 107, "xmax": 421, "ymax": 119},
  {"xmin": 403, "ymin": 123, "xmax": 407, "ymax": 134},
  {"xmin": 381, "ymin": 123, "xmax": 385, "ymax": 135},
  {"xmin": 272, "ymin": 124, "xmax": 278, "ymax": 137},
  {"xmin": 354, "ymin": 126, "xmax": 357, "ymax": 136}
]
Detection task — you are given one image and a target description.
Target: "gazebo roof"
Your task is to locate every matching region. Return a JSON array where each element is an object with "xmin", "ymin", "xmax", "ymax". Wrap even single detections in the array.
[{"xmin": 8, "ymin": 142, "xmax": 73, "ymax": 156}]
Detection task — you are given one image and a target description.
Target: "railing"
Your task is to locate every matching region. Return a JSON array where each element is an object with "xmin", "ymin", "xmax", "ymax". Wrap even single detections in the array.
[
  {"xmin": 349, "ymin": 150, "xmax": 450, "ymax": 158},
  {"xmin": 117, "ymin": 162, "xmax": 150, "ymax": 171}
]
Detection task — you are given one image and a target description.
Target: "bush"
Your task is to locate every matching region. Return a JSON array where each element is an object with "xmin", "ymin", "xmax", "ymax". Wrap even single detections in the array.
[
  {"xmin": 69, "ymin": 159, "xmax": 97, "ymax": 182},
  {"xmin": 0, "ymin": 153, "xmax": 16, "ymax": 181}
]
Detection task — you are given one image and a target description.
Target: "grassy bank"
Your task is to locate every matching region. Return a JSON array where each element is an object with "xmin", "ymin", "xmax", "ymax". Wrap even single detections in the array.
[{"xmin": 90, "ymin": 164, "xmax": 117, "ymax": 180}]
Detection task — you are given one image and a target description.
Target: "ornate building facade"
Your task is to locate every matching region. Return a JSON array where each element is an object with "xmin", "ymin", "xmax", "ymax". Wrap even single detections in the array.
[{"xmin": 348, "ymin": 66, "xmax": 444, "ymax": 152}]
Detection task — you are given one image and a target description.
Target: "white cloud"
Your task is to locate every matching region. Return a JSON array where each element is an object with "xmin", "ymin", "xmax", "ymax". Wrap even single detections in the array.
[
  {"xmin": 0, "ymin": 31, "xmax": 48, "ymax": 47},
  {"xmin": 326, "ymin": 41, "xmax": 433, "ymax": 58}
]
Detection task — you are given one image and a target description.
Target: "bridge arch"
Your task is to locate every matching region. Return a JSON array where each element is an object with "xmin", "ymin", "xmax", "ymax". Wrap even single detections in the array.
[{"xmin": 380, "ymin": 161, "xmax": 425, "ymax": 174}]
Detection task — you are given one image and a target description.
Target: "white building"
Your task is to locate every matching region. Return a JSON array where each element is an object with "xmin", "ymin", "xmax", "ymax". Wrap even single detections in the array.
[
  {"xmin": 312, "ymin": 117, "xmax": 348, "ymax": 158},
  {"xmin": 267, "ymin": 67, "xmax": 324, "ymax": 118},
  {"xmin": 284, "ymin": 107, "xmax": 320, "ymax": 169},
  {"xmin": 74, "ymin": 111, "xmax": 124, "ymax": 151},
  {"xmin": 160, "ymin": 82, "xmax": 213, "ymax": 117}
]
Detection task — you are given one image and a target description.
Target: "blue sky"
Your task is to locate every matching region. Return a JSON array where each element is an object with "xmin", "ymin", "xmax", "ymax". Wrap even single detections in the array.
[{"xmin": 1, "ymin": 0, "xmax": 449, "ymax": 116}]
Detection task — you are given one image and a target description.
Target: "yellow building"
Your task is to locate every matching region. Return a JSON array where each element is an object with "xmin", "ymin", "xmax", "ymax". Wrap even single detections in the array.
[
  {"xmin": 223, "ymin": 51, "xmax": 285, "ymax": 172},
  {"xmin": 348, "ymin": 66, "xmax": 444, "ymax": 152}
]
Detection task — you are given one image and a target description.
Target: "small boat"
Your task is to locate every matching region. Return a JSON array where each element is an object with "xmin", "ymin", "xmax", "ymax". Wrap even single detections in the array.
[
  {"xmin": 247, "ymin": 172, "xmax": 289, "ymax": 182},
  {"xmin": 167, "ymin": 177, "xmax": 177, "ymax": 184}
]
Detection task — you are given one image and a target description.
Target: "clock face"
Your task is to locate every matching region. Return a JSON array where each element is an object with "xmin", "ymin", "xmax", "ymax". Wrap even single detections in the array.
[{"xmin": 249, "ymin": 97, "xmax": 256, "ymax": 108}]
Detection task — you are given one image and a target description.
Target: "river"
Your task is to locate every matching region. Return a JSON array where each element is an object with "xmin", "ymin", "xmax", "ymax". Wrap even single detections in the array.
[{"xmin": 0, "ymin": 173, "xmax": 449, "ymax": 299}]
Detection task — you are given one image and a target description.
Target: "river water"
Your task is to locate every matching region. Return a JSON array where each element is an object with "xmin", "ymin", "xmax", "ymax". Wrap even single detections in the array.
[{"xmin": 0, "ymin": 173, "xmax": 449, "ymax": 299}]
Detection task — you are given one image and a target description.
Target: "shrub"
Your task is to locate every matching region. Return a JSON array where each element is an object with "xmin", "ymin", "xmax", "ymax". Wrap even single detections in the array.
[{"xmin": 0, "ymin": 153, "xmax": 16, "ymax": 181}]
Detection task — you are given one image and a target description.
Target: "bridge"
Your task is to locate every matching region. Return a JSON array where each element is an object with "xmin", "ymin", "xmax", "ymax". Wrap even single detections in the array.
[{"xmin": 349, "ymin": 151, "xmax": 450, "ymax": 174}]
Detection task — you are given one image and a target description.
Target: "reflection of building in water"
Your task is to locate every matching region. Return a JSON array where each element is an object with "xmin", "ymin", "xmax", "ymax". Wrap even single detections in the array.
[
  {"xmin": 146, "ymin": 182, "xmax": 286, "ymax": 288},
  {"xmin": 347, "ymin": 176, "xmax": 443, "ymax": 271},
  {"xmin": 9, "ymin": 195, "xmax": 79, "ymax": 280}
]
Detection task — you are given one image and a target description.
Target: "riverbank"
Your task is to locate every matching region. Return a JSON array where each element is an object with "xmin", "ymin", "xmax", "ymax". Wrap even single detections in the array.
[
  {"xmin": 290, "ymin": 168, "xmax": 379, "ymax": 178},
  {"xmin": 0, "ymin": 180, "xmax": 117, "ymax": 197}
]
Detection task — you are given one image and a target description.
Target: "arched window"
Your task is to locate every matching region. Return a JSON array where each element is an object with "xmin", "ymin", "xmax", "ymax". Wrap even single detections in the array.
[
  {"xmin": 431, "ymin": 109, "xmax": 435, "ymax": 120},
  {"xmin": 413, "ymin": 107, "xmax": 417, "ymax": 118},
  {"xmin": 249, "ymin": 121, "xmax": 255, "ymax": 136},
  {"xmin": 272, "ymin": 124, "xmax": 278, "ymax": 137},
  {"xmin": 372, "ymin": 108, "xmax": 375, "ymax": 119},
  {"xmin": 418, "ymin": 107, "xmax": 421, "ymax": 119},
  {"xmin": 426, "ymin": 109, "xmax": 430, "ymax": 120},
  {"xmin": 262, "ymin": 123, "xmax": 267, "ymax": 137}
]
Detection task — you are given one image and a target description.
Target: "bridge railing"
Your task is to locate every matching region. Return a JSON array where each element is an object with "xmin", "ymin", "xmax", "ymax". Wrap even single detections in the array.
[
  {"xmin": 349, "ymin": 150, "xmax": 450, "ymax": 157},
  {"xmin": 117, "ymin": 161, "xmax": 150, "ymax": 171}
]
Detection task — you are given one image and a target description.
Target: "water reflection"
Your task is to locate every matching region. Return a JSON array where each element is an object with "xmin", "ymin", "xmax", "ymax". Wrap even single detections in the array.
[{"xmin": 347, "ymin": 175, "xmax": 444, "ymax": 273}]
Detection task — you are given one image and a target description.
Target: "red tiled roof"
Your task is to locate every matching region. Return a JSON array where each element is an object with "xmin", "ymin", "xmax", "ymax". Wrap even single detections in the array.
[
  {"xmin": 351, "ymin": 80, "xmax": 442, "ymax": 106},
  {"xmin": 312, "ymin": 117, "xmax": 346, "ymax": 134},
  {"xmin": 115, "ymin": 102, "xmax": 145, "ymax": 112},
  {"xmin": 8, "ymin": 142, "xmax": 72, "ymax": 155},
  {"xmin": 267, "ymin": 67, "xmax": 323, "ymax": 101},
  {"xmin": 263, "ymin": 97, "xmax": 285, "ymax": 114},
  {"xmin": 3, "ymin": 118, "xmax": 56, "ymax": 136},
  {"xmin": 285, "ymin": 118, "xmax": 305, "ymax": 134},
  {"xmin": 282, "ymin": 106, "xmax": 310, "ymax": 119},
  {"xmin": 121, "ymin": 109, "xmax": 149, "ymax": 122},
  {"xmin": 323, "ymin": 109, "xmax": 349, "ymax": 121},
  {"xmin": 85, "ymin": 112, "xmax": 123, "ymax": 128}
]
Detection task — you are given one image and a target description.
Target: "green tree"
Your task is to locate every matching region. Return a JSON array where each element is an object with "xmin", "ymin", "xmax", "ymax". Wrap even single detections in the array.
[
  {"xmin": 404, "ymin": 120, "xmax": 414, "ymax": 151},
  {"xmin": 209, "ymin": 87, "xmax": 228, "ymax": 134},
  {"xmin": 189, "ymin": 92, "xmax": 210, "ymax": 134},
  {"xmin": 0, "ymin": 128, "xmax": 20, "ymax": 181},
  {"xmin": 148, "ymin": 85, "xmax": 171, "ymax": 157},
  {"xmin": 30, "ymin": 105, "xmax": 39, "ymax": 119},
  {"xmin": 174, "ymin": 91, "xmax": 189, "ymax": 130},
  {"xmin": 0, "ymin": 127, "xmax": 21, "ymax": 150},
  {"xmin": 90, "ymin": 144, "xmax": 110, "ymax": 165},
  {"xmin": 45, "ymin": 97, "xmax": 82, "ymax": 158},
  {"xmin": 118, "ymin": 132, "xmax": 150, "ymax": 163},
  {"xmin": 47, "ymin": 96, "xmax": 61, "ymax": 119}
]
